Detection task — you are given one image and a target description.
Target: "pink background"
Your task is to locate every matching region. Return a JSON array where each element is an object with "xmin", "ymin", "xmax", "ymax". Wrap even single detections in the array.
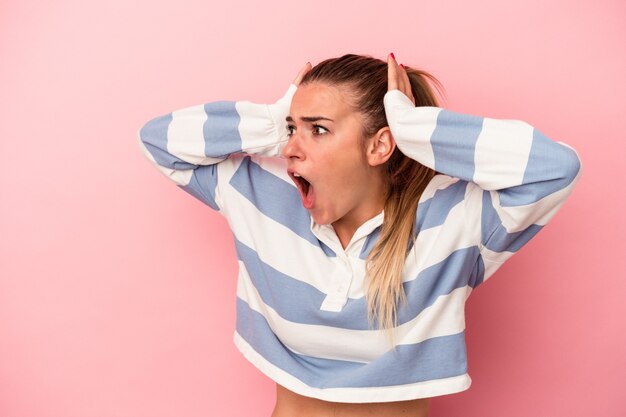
[{"xmin": 1, "ymin": 0, "xmax": 624, "ymax": 416}]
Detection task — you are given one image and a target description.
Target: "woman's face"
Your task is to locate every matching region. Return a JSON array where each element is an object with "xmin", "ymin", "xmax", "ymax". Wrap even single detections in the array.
[{"xmin": 282, "ymin": 82, "xmax": 389, "ymax": 229}]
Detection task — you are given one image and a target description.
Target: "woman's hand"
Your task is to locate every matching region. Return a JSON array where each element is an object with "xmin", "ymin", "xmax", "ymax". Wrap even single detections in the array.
[
  {"xmin": 387, "ymin": 53, "xmax": 415, "ymax": 106},
  {"xmin": 292, "ymin": 62, "xmax": 312, "ymax": 87}
]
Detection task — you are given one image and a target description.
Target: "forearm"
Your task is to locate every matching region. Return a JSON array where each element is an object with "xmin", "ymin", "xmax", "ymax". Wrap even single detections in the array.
[
  {"xmin": 137, "ymin": 83, "xmax": 297, "ymax": 210},
  {"xmin": 384, "ymin": 89, "xmax": 581, "ymax": 196},
  {"xmin": 138, "ymin": 83, "xmax": 296, "ymax": 169}
]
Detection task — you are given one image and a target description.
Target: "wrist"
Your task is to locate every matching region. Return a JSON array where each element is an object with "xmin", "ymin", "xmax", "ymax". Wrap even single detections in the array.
[{"xmin": 268, "ymin": 83, "xmax": 298, "ymax": 143}]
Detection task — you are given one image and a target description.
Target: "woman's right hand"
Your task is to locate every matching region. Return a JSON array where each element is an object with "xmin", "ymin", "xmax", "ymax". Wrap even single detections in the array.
[{"xmin": 292, "ymin": 62, "xmax": 312, "ymax": 87}]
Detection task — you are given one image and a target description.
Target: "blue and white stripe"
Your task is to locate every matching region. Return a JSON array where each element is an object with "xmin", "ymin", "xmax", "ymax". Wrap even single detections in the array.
[{"xmin": 137, "ymin": 83, "xmax": 582, "ymax": 402}]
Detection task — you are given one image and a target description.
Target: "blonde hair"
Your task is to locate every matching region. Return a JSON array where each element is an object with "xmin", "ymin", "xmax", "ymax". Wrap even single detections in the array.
[{"xmin": 300, "ymin": 54, "xmax": 446, "ymax": 347}]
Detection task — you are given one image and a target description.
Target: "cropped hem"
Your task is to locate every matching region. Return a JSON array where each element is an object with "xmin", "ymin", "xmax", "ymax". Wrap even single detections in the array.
[{"xmin": 233, "ymin": 330, "xmax": 472, "ymax": 403}]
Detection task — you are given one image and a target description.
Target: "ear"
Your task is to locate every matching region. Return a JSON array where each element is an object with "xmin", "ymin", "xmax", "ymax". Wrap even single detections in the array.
[{"xmin": 365, "ymin": 126, "xmax": 396, "ymax": 167}]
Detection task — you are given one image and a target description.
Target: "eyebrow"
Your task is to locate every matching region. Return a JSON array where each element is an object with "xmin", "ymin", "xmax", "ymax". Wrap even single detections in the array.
[{"xmin": 286, "ymin": 116, "xmax": 334, "ymax": 123}]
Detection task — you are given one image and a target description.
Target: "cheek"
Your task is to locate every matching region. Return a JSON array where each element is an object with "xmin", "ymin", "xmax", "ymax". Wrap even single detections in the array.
[
  {"xmin": 321, "ymin": 155, "xmax": 366, "ymax": 193},
  {"xmin": 314, "ymin": 137, "xmax": 366, "ymax": 192}
]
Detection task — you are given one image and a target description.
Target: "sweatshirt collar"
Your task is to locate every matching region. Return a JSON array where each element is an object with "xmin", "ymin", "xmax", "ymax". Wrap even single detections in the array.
[{"xmin": 310, "ymin": 210, "xmax": 385, "ymax": 254}]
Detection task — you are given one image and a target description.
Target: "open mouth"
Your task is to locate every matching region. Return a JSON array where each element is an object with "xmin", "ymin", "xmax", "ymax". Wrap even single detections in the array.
[
  {"xmin": 288, "ymin": 170, "xmax": 315, "ymax": 209},
  {"xmin": 295, "ymin": 174, "xmax": 310, "ymax": 194}
]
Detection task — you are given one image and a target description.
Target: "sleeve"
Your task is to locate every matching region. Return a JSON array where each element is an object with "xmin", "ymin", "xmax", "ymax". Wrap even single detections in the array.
[
  {"xmin": 383, "ymin": 89, "xmax": 583, "ymax": 283},
  {"xmin": 136, "ymin": 83, "xmax": 297, "ymax": 211}
]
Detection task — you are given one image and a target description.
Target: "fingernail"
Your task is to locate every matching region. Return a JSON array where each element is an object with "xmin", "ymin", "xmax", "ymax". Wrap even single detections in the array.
[{"xmin": 390, "ymin": 52, "xmax": 395, "ymax": 60}]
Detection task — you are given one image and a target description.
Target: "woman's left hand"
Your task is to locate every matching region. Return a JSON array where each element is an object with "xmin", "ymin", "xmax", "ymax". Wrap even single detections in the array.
[{"xmin": 387, "ymin": 53, "xmax": 415, "ymax": 106}]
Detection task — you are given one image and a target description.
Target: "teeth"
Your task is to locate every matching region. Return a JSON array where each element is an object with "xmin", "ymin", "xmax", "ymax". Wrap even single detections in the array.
[{"xmin": 293, "ymin": 173, "xmax": 301, "ymax": 177}]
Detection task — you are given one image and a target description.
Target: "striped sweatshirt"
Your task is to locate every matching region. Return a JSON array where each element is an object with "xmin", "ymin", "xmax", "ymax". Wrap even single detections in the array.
[{"xmin": 137, "ymin": 82, "xmax": 582, "ymax": 403}]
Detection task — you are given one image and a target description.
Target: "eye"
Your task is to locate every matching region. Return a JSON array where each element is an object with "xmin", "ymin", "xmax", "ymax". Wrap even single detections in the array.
[
  {"xmin": 312, "ymin": 124, "xmax": 329, "ymax": 135},
  {"xmin": 286, "ymin": 125, "xmax": 295, "ymax": 137}
]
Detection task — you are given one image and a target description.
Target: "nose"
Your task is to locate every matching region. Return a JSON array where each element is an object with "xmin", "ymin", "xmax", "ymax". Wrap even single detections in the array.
[{"xmin": 281, "ymin": 131, "xmax": 304, "ymax": 160}]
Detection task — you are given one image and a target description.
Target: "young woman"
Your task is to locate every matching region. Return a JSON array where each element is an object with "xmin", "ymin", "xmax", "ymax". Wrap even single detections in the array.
[{"xmin": 138, "ymin": 53, "xmax": 582, "ymax": 416}]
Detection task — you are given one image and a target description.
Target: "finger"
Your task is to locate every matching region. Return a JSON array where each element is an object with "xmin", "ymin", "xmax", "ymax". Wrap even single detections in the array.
[
  {"xmin": 399, "ymin": 64, "xmax": 415, "ymax": 105},
  {"xmin": 292, "ymin": 62, "xmax": 312, "ymax": 86},
  {"xmin": 387, "ymin": 53, "xmax": 399, "ymax": 91},
  {"xmin": 398, "ymin": 63, "xmax": 407, "ymax": 94}
]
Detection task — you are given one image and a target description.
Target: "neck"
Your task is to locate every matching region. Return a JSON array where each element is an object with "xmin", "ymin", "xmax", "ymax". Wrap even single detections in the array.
[{"xmin": 332, "ymin": 173, "xmax": 388, "ymax": 250}]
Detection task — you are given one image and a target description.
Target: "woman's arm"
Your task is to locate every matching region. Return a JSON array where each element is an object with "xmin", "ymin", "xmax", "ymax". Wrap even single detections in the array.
[
  {"xmin": 385, "ymin": 88, "xmax": 581, "ymax": 230},
  {"xmin": 384, "ymin": 87, "xmax": 582, "ymax": 272},
  {"xmin": 136, "ymin": 83, "xmax": 297, "ymax": 211}
]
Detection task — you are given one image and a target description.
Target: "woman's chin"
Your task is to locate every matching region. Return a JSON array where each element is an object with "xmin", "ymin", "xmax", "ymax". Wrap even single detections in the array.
[
  {"xmin": 310, "ymin": 210, "xmax": 333, "ymax": 227},
  {"xmin": 317, "ymin": 216, "xmax": 343, "ymax": 229}
]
